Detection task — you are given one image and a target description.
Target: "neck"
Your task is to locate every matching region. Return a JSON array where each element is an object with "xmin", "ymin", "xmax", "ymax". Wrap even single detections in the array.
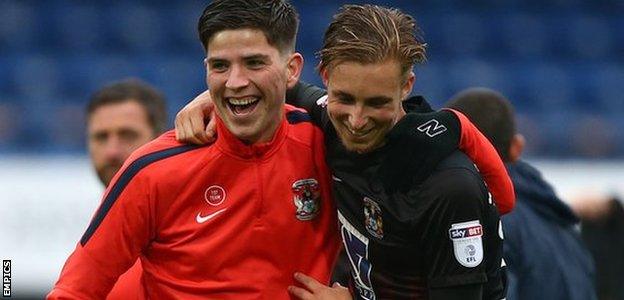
[
  {"xmin": 393, "ymin": 106, "xmax": 407, "ymax": 127},
  {"xmin": 241, "ymin": 114, "xmax": 283, "ymax": 145}
]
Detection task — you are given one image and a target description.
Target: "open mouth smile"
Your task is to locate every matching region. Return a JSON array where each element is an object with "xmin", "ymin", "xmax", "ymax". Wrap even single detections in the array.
[{"xmin": 226, "ymin": 96, "xmax": 260, "ymax": 116}]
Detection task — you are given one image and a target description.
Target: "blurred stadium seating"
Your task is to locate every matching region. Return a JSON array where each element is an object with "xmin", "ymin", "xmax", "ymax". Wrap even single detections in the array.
[{"xmin": 0, "ymin": 0, "xmax": 622, "ymax": 157}]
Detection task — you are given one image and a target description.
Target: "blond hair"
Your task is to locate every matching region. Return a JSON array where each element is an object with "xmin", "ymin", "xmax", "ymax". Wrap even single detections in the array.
[{"xmin": 318, "ymin": 4, "xmax": 426, "ymax": 78}]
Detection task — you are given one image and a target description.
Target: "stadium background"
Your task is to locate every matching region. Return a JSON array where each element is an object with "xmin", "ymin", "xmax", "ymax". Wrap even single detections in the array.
[{"xmin": 0, "ymin": 0, "xmax": 622, "ymax": 298}]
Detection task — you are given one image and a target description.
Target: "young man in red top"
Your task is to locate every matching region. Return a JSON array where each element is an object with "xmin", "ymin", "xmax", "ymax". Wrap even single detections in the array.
[{"xmin": 48, "ymin": 1, "xmax": 341, "ymax": 298}]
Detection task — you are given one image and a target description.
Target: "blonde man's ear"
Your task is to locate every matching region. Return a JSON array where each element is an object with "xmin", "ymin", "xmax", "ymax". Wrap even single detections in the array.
[{"xmin": 401, "ymin": 71, "xmax": 415, "ymax": 100}]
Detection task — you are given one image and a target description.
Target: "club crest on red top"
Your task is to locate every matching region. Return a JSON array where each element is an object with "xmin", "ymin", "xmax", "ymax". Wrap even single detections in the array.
[{"xmin": 292, "ymin": 178, "xmax": 320, "ymax": 221}]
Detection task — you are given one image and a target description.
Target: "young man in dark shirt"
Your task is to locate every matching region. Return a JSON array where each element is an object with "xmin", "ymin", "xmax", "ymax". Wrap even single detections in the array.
[{"xmin": 285, "ymin": 6, "xmax": 505, "ymax": 299}]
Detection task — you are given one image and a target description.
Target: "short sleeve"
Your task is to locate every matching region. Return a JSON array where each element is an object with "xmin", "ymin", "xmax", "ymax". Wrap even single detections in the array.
[
  {"xmin": 418, "ymin": 167, "xmax": 490, "ymax": 288},
  {"xmin": 377, "ymin": 110, "xmax": 461, "ymax": 193}
]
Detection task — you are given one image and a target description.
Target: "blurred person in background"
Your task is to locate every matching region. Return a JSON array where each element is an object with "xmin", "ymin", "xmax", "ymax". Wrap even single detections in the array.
[
  {"xmin": 571, "ymin": 194, "xmax": 624, "ymax": 300},
  {"xmin": 87, "ymin": 78, "xmax": 168, "ymax": 186},
  {"xmin": 446, "ymin": 87, "xmax": 597, "ymax": 300},
  {"xmin": 86, "ymin": 78, "xmax": 168, "ymax": 299}
]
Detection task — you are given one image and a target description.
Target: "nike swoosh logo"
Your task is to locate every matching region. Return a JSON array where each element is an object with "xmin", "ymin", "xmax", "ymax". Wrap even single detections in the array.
[
  {"xmin": 196, "ymin": 208, "xmax": 227, "ymax": 224},
  {"xmin": 332, "ymin": 175, "xmax": 342, "ymax": 182}
]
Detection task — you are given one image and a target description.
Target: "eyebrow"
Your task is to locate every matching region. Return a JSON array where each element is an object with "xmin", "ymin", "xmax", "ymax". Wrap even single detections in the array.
[
  {"xmin": 331, "ymin": 90, "xmax": 354, "ymax": 99},
  {"xmin": 365, "ymin": 96, "xmax": 393, "ymax": 104},
  {"xmin": 205, "ymin": 58, "xmax": 224, "ymax": 69},
  {"xmin": 206, "ymin": 54, "xmax": 271, "ymax": 64},
  {"xmin": 242, "ymin": 54, "xmax": 270, "ymax": 61},
  {"xmin": 332, "ymin": 90, "xmax": 393, "ymax": 103}
]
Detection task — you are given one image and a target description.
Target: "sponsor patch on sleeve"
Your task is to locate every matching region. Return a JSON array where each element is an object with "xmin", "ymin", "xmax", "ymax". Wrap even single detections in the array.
[{"xmin": 448, "ymin": 220, "xmax": 484, "ymax": 268}]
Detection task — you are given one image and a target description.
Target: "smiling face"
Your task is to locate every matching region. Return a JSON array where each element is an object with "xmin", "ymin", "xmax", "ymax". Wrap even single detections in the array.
[
  {"xmin": 323, "ymin": 60, "xmax": 414, "ymax": 153},
  {"xmin": 205, "ymin": 28, "xmax": 302, "ymax": 144}
]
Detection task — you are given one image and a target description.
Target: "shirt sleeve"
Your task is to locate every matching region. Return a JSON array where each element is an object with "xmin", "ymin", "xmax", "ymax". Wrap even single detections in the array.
[
  {"xmin": 285, "ymin": 81, "xmax": 329, "ymax": 129},
  {"xmin": 444, "ymin": 108, "xmax": 515, "ymax": 215},
  {"xmin": 419, "ymin": 167, "xmax": 490, "ymax": 289},
  {"xmin": 47, "ymin": 169, "xmax": 153, "ymax": 299},
  {"xmin": 377, "ymin": 110, "xmax": 461, "ymax": 193}
]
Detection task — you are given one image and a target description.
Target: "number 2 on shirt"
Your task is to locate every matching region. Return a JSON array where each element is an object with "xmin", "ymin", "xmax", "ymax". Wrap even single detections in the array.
[{"xmin": 338, "ymin": 212, "xmax": 376, "ymax": 300}]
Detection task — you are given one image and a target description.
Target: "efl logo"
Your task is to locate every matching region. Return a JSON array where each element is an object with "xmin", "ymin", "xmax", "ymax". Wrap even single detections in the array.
[{"xmin": 2, "ymin": 260, "xmax": 10, "ymax": 297}]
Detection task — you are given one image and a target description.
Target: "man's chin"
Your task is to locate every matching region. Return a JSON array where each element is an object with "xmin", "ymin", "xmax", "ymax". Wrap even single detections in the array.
[
  {"xmin": 98, "ymin": 174, "xmax": 112, "ymax": 186},
  {"xmin": 341, "ymin": 140, "xmax": 375, "ymax": 154},
  {"xmin": 98, "ymin": 167, "xmax": 122, "ymax": 186}
]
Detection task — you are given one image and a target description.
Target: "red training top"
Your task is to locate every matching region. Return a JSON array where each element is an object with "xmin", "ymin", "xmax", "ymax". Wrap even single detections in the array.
[{"xmin": 48, "ymin": 105, "xmax": 342, "ymax": 299}]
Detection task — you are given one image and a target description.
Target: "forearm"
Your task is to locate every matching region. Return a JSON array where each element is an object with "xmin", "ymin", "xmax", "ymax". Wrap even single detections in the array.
[
  {"xmin": 445, "ymin": 108, "xmax": 515, "ymax": 214},
  {"xmin": 49, "ymin": 169, "xmax": 152, "ymax": 299},
  {"xmin": 48, "ymin": 246, "xmax": 122, "ymax": 299}
]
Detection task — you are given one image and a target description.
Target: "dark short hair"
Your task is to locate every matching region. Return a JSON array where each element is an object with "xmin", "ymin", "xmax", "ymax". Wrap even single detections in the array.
[
  {"xmin": 446, "ymin": 87, "xmax": 516, "ymax": 162},
  {"xmin": 86, "ymin": 78, "xmax": 168, "ymax": 135},
  {"xmin": 319, "ymin": 4, "xmax": 426, "ymax": 79},
  {"xmin": 198, "ymin": 0, "xmax": 299, "ymax": 54}
]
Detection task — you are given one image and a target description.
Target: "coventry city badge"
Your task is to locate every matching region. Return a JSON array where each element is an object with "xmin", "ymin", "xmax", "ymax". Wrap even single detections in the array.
[
  {"xmin": 292, "ymin": 178, "xmax": 320, "ymax": 221},
  {"xmin": 448, "ymin": 220, "xmax": 484, "ymax": 268},
  {"xmin": 363, "ymin": 197, "xmax": 383, "ymax": 239}
]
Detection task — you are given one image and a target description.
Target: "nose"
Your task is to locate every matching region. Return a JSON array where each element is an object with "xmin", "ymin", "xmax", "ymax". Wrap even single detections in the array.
[
  {"xmin": 103, "ymin": 136, "xmax": 124, "ymax": 162},
  {"xmin": 225, "ymin": 65, "xmax": 249, "ymax": 90},
  {"xmin": 348, "ymin": 104, "xmax": 369, "ymax": 131}
]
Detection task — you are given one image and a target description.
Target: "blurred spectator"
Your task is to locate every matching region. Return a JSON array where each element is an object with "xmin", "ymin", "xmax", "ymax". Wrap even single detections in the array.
[
  {"xmin": 86, "ymin": 78, "xmax": 167, "ymax": 186},
  {"xmin": 571, "ymin": 194, "xmax": 624, "ymax": 300},
  {"xmin": 85, "ymin": 78, "xmax": 168, "ymax": 299},
  {"xmin": 446, "ymin": 87, "xmax": 597, "ymax": 300}
]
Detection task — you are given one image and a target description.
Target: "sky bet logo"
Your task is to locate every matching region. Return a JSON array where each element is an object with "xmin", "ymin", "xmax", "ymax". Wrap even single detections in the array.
[
  {"xmin": 449, "ymin": 225, "xmax": 483, "ymax": 240},
  {"xmin": 2, "ymin": 260, "xmax": 10, "ymax": 297}
]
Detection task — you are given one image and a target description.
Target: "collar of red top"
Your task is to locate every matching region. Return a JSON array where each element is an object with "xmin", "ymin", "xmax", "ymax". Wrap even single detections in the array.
[{"xmin": 214, "ymin": 112, "xmax": 288, "ymax": 159}]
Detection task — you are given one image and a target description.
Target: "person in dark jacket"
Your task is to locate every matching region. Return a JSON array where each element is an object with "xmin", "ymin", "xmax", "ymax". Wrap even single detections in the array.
[
  {"xmin": 446, "ymin": 87, "xmax": 597, "ymax": 300},
  {"xmin": 574, "ymin": 193, "xmax": 624, "ymax": 300}
]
